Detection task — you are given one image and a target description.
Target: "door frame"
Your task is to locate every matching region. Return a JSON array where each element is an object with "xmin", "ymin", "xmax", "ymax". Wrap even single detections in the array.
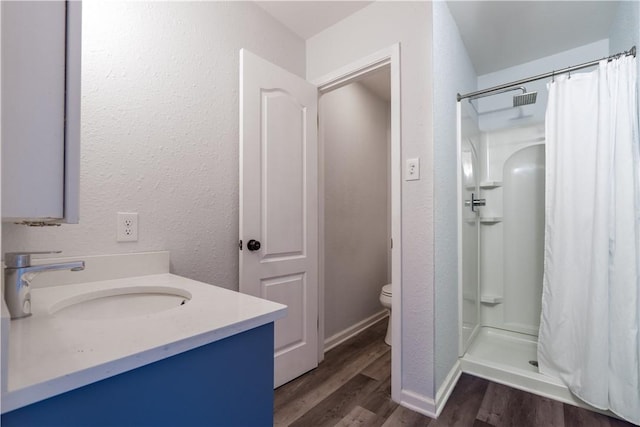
[{"xmin": 311, "ymin": 43, "xmax": 402, "ymax": 399}]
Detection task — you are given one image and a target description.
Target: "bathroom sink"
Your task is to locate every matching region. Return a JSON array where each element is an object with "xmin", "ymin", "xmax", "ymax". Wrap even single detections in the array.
[{"xmin": 49, "ymin": 286, "xmax": 192, "ymax": 320}]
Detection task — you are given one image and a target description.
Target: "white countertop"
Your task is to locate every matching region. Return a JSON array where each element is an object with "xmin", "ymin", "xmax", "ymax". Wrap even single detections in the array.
[{"xmin": 2, "ymin": 273, "xmax": 286, "ymax": 413}]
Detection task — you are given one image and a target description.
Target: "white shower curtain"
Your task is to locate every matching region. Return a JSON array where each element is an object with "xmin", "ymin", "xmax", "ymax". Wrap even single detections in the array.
[{"xmin": 538, "ymin": 55, "xmax": 639, "ymax": 424}]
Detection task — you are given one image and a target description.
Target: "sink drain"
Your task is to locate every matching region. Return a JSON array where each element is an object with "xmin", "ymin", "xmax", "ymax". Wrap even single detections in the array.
[{"xmin": 529, "ymin": 360, "xmax": 539, "ymax": 367}]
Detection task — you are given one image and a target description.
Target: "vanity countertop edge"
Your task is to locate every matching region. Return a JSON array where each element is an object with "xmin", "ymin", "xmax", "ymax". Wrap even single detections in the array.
[{"xmin": 1, "ymin": 269, "xmax": 286, "ymax": 414}]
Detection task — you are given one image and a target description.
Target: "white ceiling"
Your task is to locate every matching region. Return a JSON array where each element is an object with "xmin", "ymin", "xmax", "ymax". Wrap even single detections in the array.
[
  {"xmin": 256, "ymin": 1, "xmax": 621, "ymax": 76},
  {"xmin": 447, "ymin": 1, "xmax": 620, "ymax": 75},
  {"xmin": 255, "ymin": 1, "xmax": 373, "ymax": 40}
]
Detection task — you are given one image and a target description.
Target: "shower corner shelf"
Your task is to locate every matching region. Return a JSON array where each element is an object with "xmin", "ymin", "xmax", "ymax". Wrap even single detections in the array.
[
  {"xmin": 479, "ymin": 181, "xmax": 502, "ymax": 189},
  {"xmin": 480, "ymin": 217, "xmax": 502, "ymax": 224},
  {"xmin": 480, "ymin": 295, "xmax": 504, "ymax": 304}
]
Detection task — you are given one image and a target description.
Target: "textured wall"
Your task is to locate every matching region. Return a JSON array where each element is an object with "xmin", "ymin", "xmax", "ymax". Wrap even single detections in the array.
[
  {"xmin": 322, "ymin": 82, "xmax": 389, "ymax": 340},
  {"xmin": 432, "ymin": 1, "xmax": 477, "ymax": 392},
  {"xmin": 2, "ymin": 1, "xmax": 305, "ymax": 290},
  {"xmin": 608, "ymin": 1, "xmax": 640, "ymax": 103},
  {"xmin": 307, "ymin": 1, "xmax": 435, "ymax": 403}
]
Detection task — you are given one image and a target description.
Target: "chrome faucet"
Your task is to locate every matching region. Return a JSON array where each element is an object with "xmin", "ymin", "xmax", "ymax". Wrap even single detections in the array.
[{"xmin": 4, "ymin": 252, "xmax": 85, "ymax": 319}]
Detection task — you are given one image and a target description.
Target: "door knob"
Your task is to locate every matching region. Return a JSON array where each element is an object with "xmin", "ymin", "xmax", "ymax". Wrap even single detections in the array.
[{"xmin": 247, "ymin": 239, "xmax": 261, "ymax": 251}]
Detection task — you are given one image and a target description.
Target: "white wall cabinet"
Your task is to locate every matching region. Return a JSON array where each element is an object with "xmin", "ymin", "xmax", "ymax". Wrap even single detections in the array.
[{"xmin": 1, "ymin": 1, "xmax": 81, "ymax": 224}]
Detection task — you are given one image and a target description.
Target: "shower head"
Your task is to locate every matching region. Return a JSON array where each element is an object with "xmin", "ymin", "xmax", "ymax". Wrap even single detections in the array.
[
  {"xmin": 513, "ymin": 91, "xmax": 537, "ymax": 107},
  {"xmin": 468, "ymin": 85, "xmax": 538, "ymax": 108}
]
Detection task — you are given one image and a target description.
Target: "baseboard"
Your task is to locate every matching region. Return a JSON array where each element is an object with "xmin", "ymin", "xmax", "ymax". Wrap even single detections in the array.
[
  {"xmin": 395, "ymin": 361, "xmax": 461, "ymax": 420},
  {"xmin": 398, "ymin": 389, "xmax": 436, "ymax": 419},
  {"xmin": 324, "ymin": 310, "xmax": 388, "ymax": 352},
  {"xmin": 435, "ymin": 360, "xmax": 462, "ymax": 417}
]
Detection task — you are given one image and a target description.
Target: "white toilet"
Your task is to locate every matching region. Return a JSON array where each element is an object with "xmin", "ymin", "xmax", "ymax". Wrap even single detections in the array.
[{"xmin": 379, "ymin": 284, "xmax": 392, "ymax": 346}]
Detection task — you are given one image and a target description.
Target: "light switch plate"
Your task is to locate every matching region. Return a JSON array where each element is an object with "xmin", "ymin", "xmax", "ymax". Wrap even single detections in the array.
[{"xmin": 406, "ymin": 158, "xmax": 420, "ymax": 181}]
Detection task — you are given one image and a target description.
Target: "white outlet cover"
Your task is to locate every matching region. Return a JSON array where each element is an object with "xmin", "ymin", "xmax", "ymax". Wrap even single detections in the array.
[
  {"xmin": 405, "ymin": 158, "xmax": 420, "ymax": 181},
  {"xmin": 117, "ymin": 212, "xmax": 138, "ymax": 242}
]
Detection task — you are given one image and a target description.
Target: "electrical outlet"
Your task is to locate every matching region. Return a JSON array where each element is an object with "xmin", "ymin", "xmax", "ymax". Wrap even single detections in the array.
[
  {"xmin": 117, "ymin": 212, "xmax": 138, "ymax": 242},
  {"xmin": 406, "ymin": 158, "xmax": 420, "ymax": 181}
]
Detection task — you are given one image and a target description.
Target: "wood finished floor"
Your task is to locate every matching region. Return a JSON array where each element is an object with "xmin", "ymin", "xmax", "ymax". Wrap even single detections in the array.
[{"xmin": 274, "ymin": 318, "xmax": 637, "ymax": 427}]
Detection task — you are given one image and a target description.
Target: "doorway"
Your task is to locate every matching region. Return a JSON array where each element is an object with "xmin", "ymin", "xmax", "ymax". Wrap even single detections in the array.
[
  {"xmin": 314, "ymin": 44, "xmax": 401, "ymax": 401},
  {"xmin": 319, "ymin": 67, "xmax": 392, "ymax": 351}
]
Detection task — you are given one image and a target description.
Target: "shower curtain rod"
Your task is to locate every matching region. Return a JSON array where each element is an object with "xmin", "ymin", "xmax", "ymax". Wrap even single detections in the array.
[{"xmin": 457, "ymin": 45, "xmax": 636, "ymax": 102}]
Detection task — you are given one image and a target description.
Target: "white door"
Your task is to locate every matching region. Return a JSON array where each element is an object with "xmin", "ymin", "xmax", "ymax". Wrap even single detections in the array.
[{"xmin": 239, "ymin": 49, "xmax": 318, "ymax": 388}]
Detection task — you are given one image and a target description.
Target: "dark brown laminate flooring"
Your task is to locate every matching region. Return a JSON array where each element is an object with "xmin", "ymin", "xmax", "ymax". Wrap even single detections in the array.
[{"xmin": 274, "ymin": 318, "xmax": 637, "ymax": 427}]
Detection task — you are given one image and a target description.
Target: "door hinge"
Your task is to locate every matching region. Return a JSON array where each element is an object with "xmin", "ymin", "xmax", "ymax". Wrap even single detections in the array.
[
  {"xmin": 391, "ymin": 238, "xmax": 393, "ymax": 249},
  {"xmin": 239, "ymin": 240, "xmax": 243, "ymax": 250}
]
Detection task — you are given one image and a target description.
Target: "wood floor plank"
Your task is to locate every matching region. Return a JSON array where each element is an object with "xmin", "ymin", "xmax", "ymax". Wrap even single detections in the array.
[
  {"xmin": 289, "ymin": 374, "xmax": 379, "ymax": 427},
  {"xmin": 476, "ymin": 382, "xmax": 564, "ymax": 427},
  {"xmin": 361, "ymin": 373, "xmax": 398, "ymax": 423},
  {"xmin": 335, "ymin": 405, "xmax": 383, "ymax": 427},
  {"xmin": 361, "ymin": 347, "xmax": 391, "ymax": 381},
  {"xmin": 430, "ymin": 373, "xmax": 489, "ymax": 427},
  {"xmin": 381, "ymin": 405, "xmax": 432, "ymax": 427},
  {"xmin": 274, "ymin": 340, "xmax": 390, "ymax": 426},
  {"xmin": 275, "ymin": 319, "xmax": 387, "ymax": 406},
  {"xmin": 276, "ymin": 317, "xmax": 634, "ymax": 427},
  {"xmin": 563, "ymin": 403, "xmax": 637, "ymax": 427}
]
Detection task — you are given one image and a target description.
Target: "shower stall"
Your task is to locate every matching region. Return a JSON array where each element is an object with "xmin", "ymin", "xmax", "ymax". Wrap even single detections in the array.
[
  {"xmin": 456, "ymin": 87, "xmax": 590, "ymax": 406},
  {"xmin": 455, "ymin": 44, "xmax": 638, "ymax": 411},
  {"xmin": 451, "ymin": 26, "xmax": 640, "ymax": 418}
]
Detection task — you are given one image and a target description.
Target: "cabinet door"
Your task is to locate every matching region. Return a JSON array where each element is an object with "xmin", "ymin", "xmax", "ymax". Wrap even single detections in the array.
[{"xmin": 1, "ymin": 1, "xmax": 80, "ymax": 223}]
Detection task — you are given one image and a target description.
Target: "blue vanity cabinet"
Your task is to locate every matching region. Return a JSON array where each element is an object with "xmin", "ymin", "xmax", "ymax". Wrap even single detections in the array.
[{"xmin": 1, "ymin": 323, "xmax": 275, "ymax": 427}]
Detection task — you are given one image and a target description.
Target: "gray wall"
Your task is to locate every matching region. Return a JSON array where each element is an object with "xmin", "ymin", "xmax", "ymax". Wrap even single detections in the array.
[
  {"xmin": 432, "ymin": 1, "xmax": 477, "ymax": 391},
  {"xmin": 609, "ymin": 0, "xmax": 640, "ymax": 103},
  {"xmin": 2, "ymin": 1, "xmax": 306, "ymax": 291},
  {"xmin": 322, "ymin": 82, "xmax": 390, "ymax": 340}
]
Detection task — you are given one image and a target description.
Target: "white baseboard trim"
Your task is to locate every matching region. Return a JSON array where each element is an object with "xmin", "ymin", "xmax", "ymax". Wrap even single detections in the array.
[
  {"xmin": 396, "ymin": 361, "xmax": 461, "ymax": 420},
  {"xmin": 324, "ymin": 310, "xmax": 389, "ymax": 352},
  {"xmin": 435, "ymin": 360, "xmax": 462, "ymax": 417},
  {"xmin": 398, "ymin": 389, "xmax": 436, "ymax": 419}
]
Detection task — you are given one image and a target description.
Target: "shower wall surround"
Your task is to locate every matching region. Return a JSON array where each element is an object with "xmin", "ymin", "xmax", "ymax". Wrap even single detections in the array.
[{"xmin": 478, "ymin": 124, "xmax": 545, "ymax": 336}]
